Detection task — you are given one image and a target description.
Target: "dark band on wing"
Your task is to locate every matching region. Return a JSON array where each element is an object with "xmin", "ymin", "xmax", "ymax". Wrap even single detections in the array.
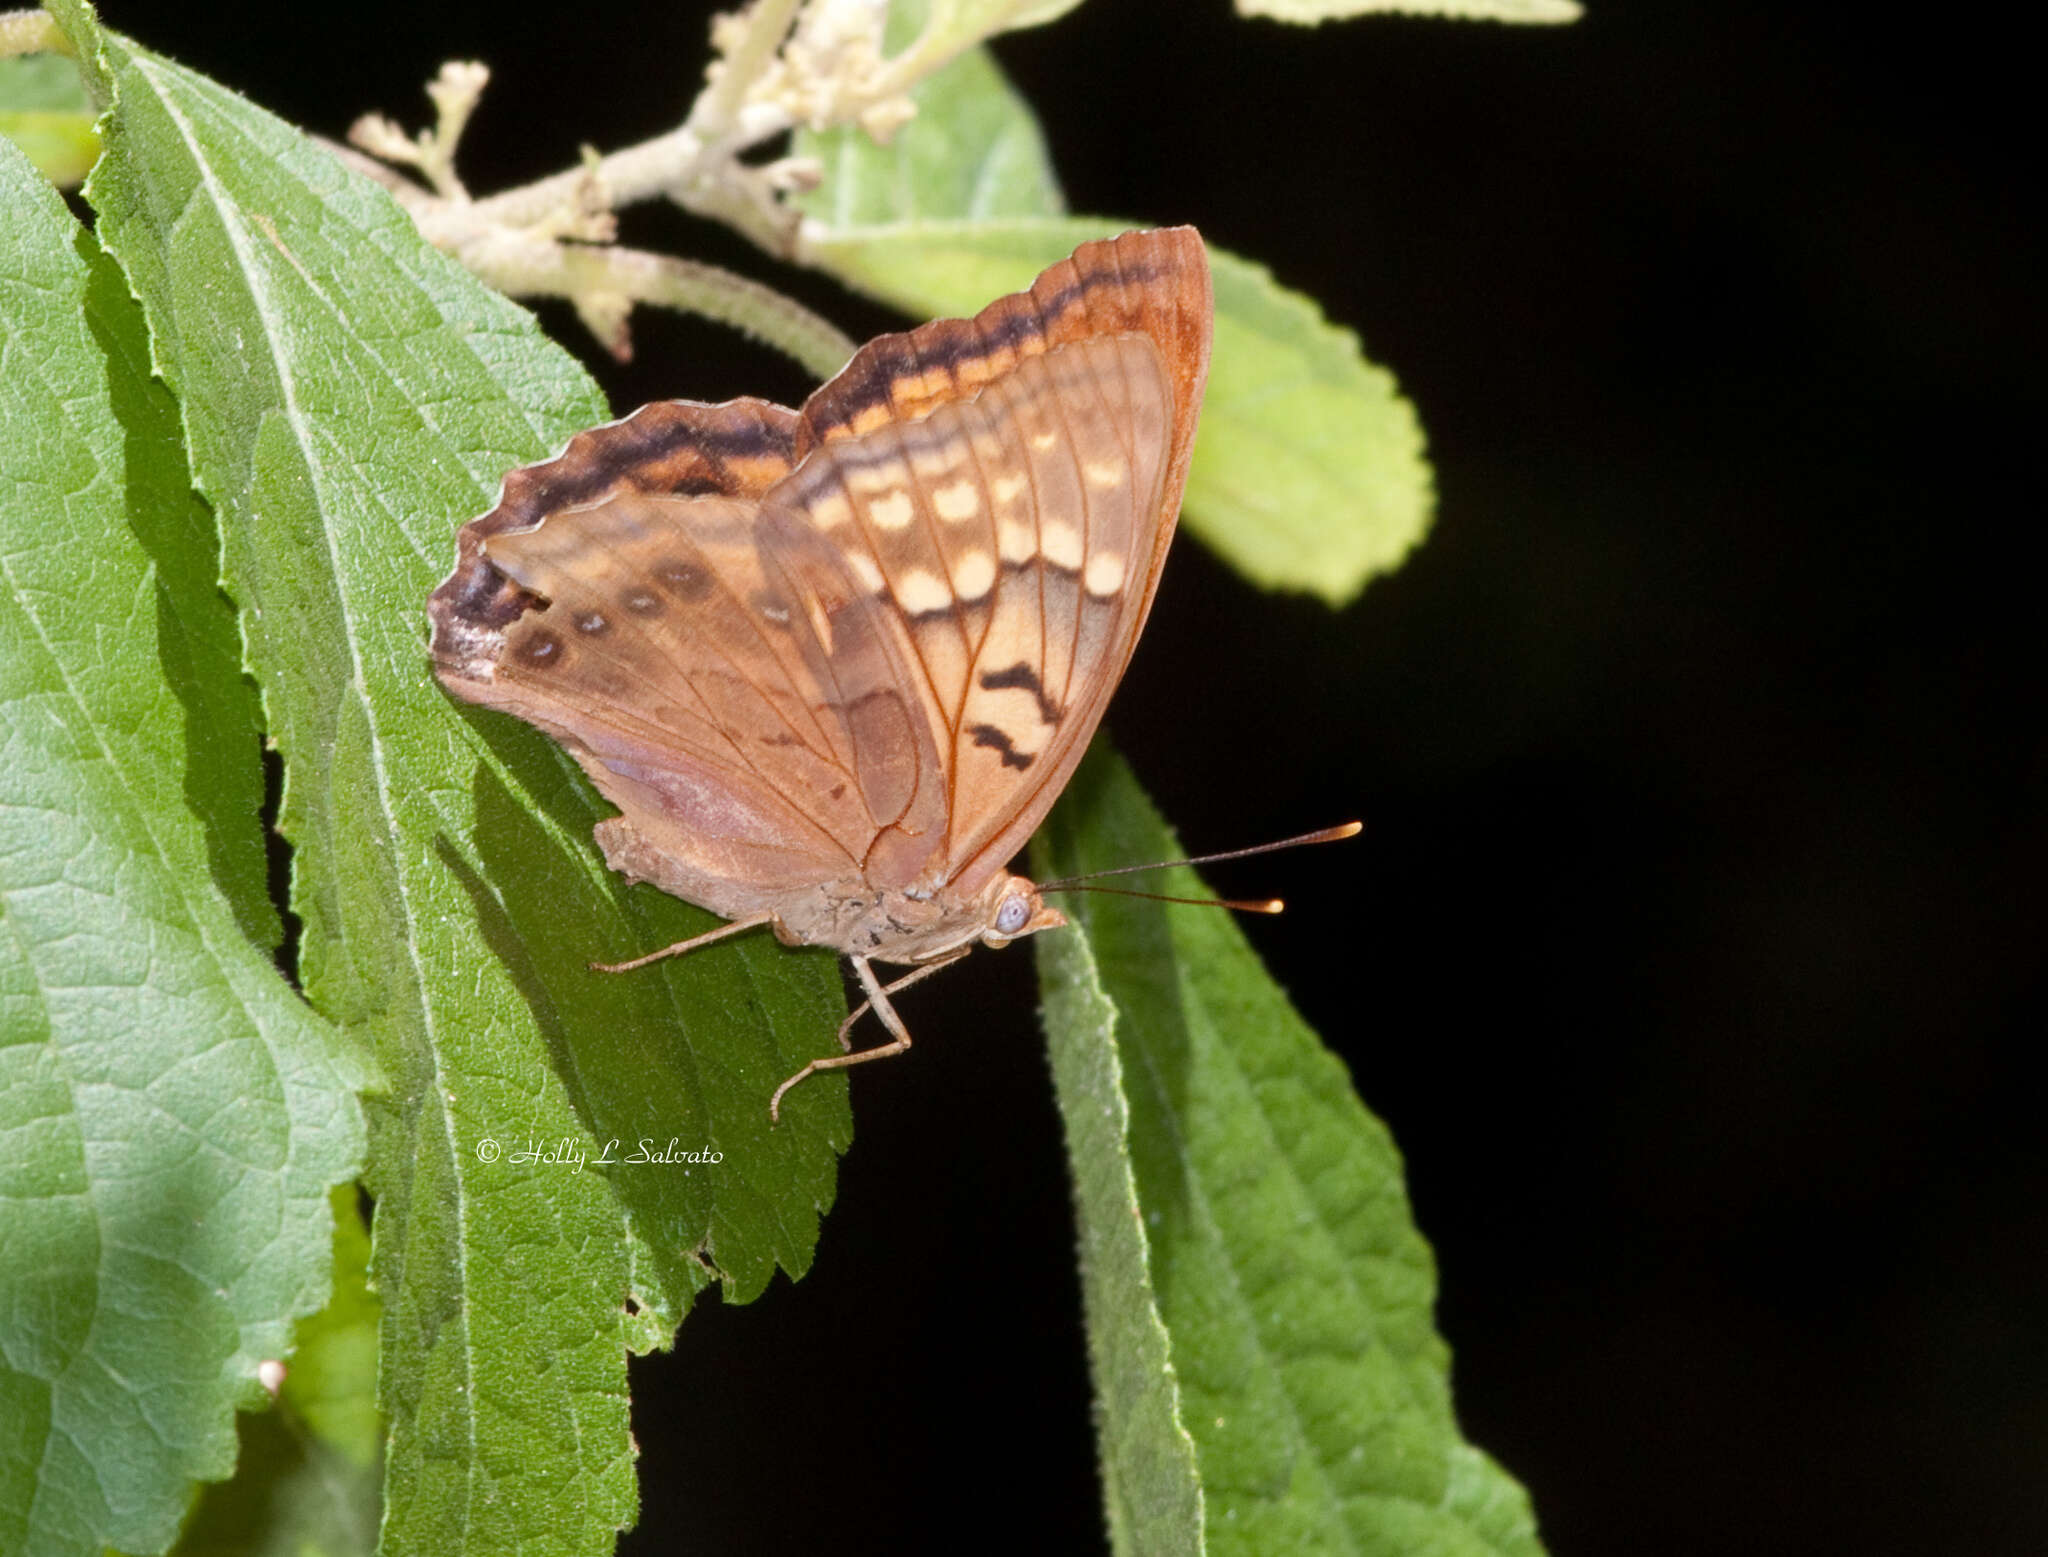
[
  {"xmin": 888, "ymin": 554, "xmax": 1085, "ymax": 634},
  {"xmin": 978, "ymin": 662, "xmax": 1062, "ymax": 725},
  {"xmin": 493, "ymin": 399, "xmax": 797, "ymax": 533},
  {"xmin": 968, "ymin": 723, "xmax": 1034, "ymax": 771},
  {"xmin": 794, "ymin": 229, "xmax": 1207, "ymax": 456}
]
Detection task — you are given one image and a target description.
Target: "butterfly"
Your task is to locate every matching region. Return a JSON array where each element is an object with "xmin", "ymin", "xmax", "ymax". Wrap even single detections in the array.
[{"xmin": 428, "ymin": 227, "xmax": 1213, "ymax": 1119}]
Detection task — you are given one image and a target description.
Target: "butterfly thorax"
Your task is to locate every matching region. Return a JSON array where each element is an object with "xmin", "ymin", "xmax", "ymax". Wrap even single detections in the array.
[{"xmin": 770, "ymin": 871, "xmax": 1066, "ymax": 966}]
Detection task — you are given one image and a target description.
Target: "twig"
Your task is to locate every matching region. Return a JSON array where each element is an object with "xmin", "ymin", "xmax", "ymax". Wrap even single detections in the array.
[
  {"xmin": 339, "ymin": 0, "xmax": 1064, "ymax": 363},
  {"xmin": 1, "ymin": 8, "xmax": 72, "ymax": 58}
]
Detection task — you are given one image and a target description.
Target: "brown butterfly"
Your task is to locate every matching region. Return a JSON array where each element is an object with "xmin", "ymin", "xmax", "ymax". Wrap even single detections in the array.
[{"xmin": 428, "ymin": 228, "xmax": 1213, "ymax": 1118}]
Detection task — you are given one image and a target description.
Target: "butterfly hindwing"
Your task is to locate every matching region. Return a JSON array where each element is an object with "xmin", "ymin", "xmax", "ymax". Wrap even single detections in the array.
[
  {"xmin": 429, "ymin": 396, "xmax": 801, "ymax": 672},
  {"xmin": 453, "ymin": 490, "xmax": 889, "ymax": 916},
  {"xmin": 750, "ymin": 503, "xmax": 951, "ymax": 889}
]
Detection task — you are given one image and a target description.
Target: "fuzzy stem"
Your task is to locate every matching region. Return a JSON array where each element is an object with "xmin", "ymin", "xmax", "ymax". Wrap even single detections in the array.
[
  {"xmin": 687, "ymin": 0, "xmax": 809, "ymax": 137},
  {"xmin": 1, "ymin": 8, "xmax": 70, "ymax": 57}
]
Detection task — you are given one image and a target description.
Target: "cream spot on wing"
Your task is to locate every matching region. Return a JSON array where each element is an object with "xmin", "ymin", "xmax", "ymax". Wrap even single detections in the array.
[
  {"xmin": 729, "ymin": 452, "xmax": 791, "ymax": 490},
  {"xmin": 807, "ymin": 597, "xmax": 836, "ymax": 653},
  {"xmin": 846, "ymin": 462, "xmax": 900, "ymax": 496},
  {"xmin": 909, "ymin": 443, "xmax": 956, "ymax": 482},
  {"xmin": 808, "ymin": 489, "xmax": 853, "ymax": 529},
  {"xmin": 1085, "ymin": 550, "xmax": 1127, "ymax": 597},
  {"xmin": 895, "ymin": 567, "xmax": 952, "ymax": 615},
  {"xmin": 998, "ymin": 518, "xmax": 1037, "ymax": 565},
  {"xmin": 990, "ymin": 473, "xmax": 1026, "ymax": 506},
  {"xmin": 1084, "ymin": 460, "xmax": 1125, "ymax": 490},
  {"xmin": 868, "ymin": 491, "xmax": 915, "ymax": 530},
  {"xmin": 1040, "ymin": 520, "xmax": 1084, "ymax": 572},
  {"xmin": 951, "ymin": 549, "xmax": 997, "ymax": 601},
  {"xmin": 933, "ymin": 480, "xmax": 980, "ymax": 522},
  {"xmin": 1029, "ymin": 430, "xmax": 1059, "ymax": 452},
  {"xmin": 847, "ymin": 550, "xmax": 886, "ymax": 593}
]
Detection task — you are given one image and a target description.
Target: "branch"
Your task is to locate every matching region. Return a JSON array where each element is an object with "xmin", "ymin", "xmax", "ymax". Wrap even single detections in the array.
[
  {"xmin": 1, "ymin": 8, "xmax": 72, "ymax": 57},
  {"xmin": 339, "ymin": 0, "xmax": 1073, "ymax": 362}
]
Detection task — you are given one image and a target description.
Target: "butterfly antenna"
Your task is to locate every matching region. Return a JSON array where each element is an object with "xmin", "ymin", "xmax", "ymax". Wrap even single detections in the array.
[
  {"xmin": 1037, "ymin": 821, "xmax": 1361, "ymax": 913},
  {"xmin": 1045, "ymin": 884, "xmax": 1288, "ymax": 913}
]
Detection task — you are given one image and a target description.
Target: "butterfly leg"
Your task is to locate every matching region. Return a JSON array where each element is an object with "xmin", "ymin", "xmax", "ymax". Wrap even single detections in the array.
[
  {"xmin": 589, "ymin": 912, "xmax": 773, "ymax": 974},
  {"xmin": 830, "ymin": 952, "xmax": 968, "ymax": 1051},
  {"xmin": 769, "ymin": 951, "xmax": 969, "ymax": 1122}
]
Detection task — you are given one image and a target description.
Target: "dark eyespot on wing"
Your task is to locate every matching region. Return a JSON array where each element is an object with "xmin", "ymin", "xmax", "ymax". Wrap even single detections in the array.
[
  {"xmin": 969, "ymin": 723, "xmax": 1034, "ymax": 772},
  {"xmin": 657, "ymin": 557, "xmax": 713, "ymax": 601},
  {"xmin": 515, "ymin": 627, "xmax": 563, "ymax": 667},
  {"xmin": 750, "ymin": 590, "xmax": 793, "ymax": 626}
]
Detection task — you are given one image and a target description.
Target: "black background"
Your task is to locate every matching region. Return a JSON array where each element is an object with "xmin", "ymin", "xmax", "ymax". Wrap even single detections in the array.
[{"xmin": 96, "ymin": 2, "xmax": 2044, "ymax": 1553}]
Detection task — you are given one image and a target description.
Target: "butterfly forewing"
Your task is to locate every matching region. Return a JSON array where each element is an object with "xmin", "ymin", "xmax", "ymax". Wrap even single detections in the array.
[
  {"xmin": 955, "ymin": 332, "xmax": 1180, "ymax": 888},
  {"xmin": 771, "ymin": 333, "xmax": 1176, "ymax": 897},
  {"xmin": 793, "ymin": 229, "xmax": 1210, "ymax": 469}
]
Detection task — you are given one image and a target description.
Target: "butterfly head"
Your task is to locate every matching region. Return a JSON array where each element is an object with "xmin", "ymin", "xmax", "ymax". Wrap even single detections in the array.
[{"xmin": 979, "ymin": 874, "xmax": 1066, "ymax": 949}]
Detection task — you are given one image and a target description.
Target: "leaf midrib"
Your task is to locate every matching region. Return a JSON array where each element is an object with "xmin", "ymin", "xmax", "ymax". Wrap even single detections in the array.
[{"xmin": 136, "ymin": 51, "xmax": 495, "ymax": 1533}]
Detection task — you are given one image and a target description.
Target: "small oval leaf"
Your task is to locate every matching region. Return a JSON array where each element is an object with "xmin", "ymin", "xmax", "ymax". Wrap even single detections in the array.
[{"xmin": 1237, "ymin": 0, "xmax": 1583, "ymax": 22}]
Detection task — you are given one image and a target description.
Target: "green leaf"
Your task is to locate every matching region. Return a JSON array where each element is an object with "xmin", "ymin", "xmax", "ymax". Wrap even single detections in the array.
[
  {"xmin": 285, "ymin": 1185, "xmax": 384, "ymax": 1471},
  {"xmin": 0, "ymin": 132, "xmax": 365, "ymax": 1557},
  {"xmin": 1237, "ymin": 0, "xmax": 1581, "ymax": 21},
  {"xmin": 45, "ymin": 3, "xmax": 850, "ymax": 1552},
  {"xmin": 1035, "ymin": 843, "xmax": 1206, "ymax": 1556},
  {"xmin": 799, "ymin": 217, "xmax": 1433, "ymax": 604},
  {"xmin": 0, "ymin": 51, "xmax": 87, "ymax": 111},
  {"xmin": 792, "ymin": 10, "xmax": 1064, "ymax": 227},
  {"xmin": 0, "ymin": 52, "xmax": 99, "ymax": 186},
  {"xmin": 894, "ymin": 0, "xmax": 1091, "ymax": 70},
  {"xmin": 174, "ymin": 1187, "xmax": 383, "ymax": 1557},
  {"xmin": 1033, "ymin": 747, "xmax": 1547, "ymax": 1557}
]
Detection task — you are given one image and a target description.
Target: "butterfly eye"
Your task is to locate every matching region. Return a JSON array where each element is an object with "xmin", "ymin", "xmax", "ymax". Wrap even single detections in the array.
[{"xmin": 994, "ymin": 895, "xmax": 1031, "ymax": 936}]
